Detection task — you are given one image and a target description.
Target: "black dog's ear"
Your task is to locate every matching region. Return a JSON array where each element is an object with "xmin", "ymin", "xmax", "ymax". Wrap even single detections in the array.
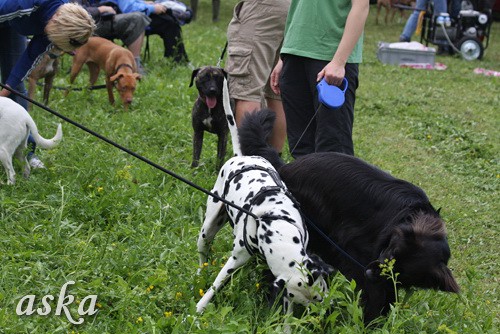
[
  {"xmin": 189, "ymin": 68, "xmax": 200, "ymax": 87},
  {"xmin": 365, "ymin": 260, "xmax": 383, "ymax": 281},
  {"xmin": 435, "ymin": 264, "xmax": 460, "ymax": 293},
  {"xmin": 377, "ymin": 227, "xmax": 409, "ymax": 262}
]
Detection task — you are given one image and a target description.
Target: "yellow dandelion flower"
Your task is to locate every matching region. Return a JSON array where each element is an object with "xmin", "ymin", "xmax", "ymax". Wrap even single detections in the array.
[
  {"xmin": 96, "ymin": 302, "xmax": 102, "ymax": 308},
  {"xmin": 211, "ymin": 259, "xmax": 217, "ymax": 266},
  {"xmin": 97, "ymin": 187, "xmax": 104, "ymax": 193},
  {"xmin": 175, "ymin": 292, "xmax": 182, "ymax": 300},
  {"xmin": 116, "ymin": 166, "xmax": 133, "ymax": 181},
  {"xmin": 255, "ymin": 283, "xmax": 260, "ymax": 290},
  {"xmin": 136, "ymin": 316, "xmax": 143, "ymax": 324},
  {"xmin": 164, "ymin": 311, "xmax": 173, "ymax": 318},
  {"xmin": 146, "ymin": 285, "xmax": 154, "ymax": 293},
  {"xmin": 199, "ymin": 289, "xmax": 205, "ymax": 297},
  {"xmin": 203, "ymin": 262, "xmax": 208, "ymax": 267},
  {"xmin": 427, "ymin": 134, "xmax": 432, "ymax": 139}
]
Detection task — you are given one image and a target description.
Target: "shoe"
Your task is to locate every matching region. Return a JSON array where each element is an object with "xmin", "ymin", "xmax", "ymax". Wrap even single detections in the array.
[
  {"xmin": 137, "ymin": 63, "xmax": 147, "ymax": 76},
  {"xmin": 29, "ymin": 156, "xmax": 46, "ymax": 169}
]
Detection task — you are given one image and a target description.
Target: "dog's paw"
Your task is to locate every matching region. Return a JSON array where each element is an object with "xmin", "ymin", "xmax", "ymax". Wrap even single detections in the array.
[{"xmin": 195, "ymin": 301, "xmax": 207, "ymax": 313}]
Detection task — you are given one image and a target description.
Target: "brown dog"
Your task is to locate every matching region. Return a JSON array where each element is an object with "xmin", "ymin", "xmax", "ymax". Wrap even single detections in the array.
[
  {"xmin": 69, "ymin": 36, "xmax": 140, "ymax": 109},
  {"xmin": 27, "ymin": 51, "xmax": 60, "ymax": 111}
]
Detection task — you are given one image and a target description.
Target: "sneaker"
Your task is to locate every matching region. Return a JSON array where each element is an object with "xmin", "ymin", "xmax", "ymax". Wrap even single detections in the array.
[
  {"xmin": 137, "ymin": 63, "xmax": 147, "ymax": 76},
  {"xmin": 135, "ymin": 58, "xmax": 147, "ymax": 76},
  {"xmin": 29, "ymin": 156, "xmax": 46, "ymax": 169}
]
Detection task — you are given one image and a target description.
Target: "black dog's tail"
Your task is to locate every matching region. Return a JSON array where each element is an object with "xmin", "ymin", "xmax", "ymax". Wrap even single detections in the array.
[{"xmin": 239, "ymin": 109, "xmax": 285, "ymax": 169}]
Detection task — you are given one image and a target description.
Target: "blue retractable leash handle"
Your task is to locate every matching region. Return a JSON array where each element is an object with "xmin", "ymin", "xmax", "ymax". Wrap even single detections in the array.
[
  {"xmin": 316, "ymin": 77, "xmax": 348, "ymax": 109},
  {"xmin": 290, "ymin": 77, "xmax": 349, "ymax": 155}
]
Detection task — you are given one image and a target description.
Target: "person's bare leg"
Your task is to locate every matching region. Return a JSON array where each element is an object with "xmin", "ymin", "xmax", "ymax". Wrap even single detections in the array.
[
  {"xmin": 235, "ymin": 100, "xmax": 260, "ymax": 125},
  {"xmin": 235, "ymin": 99, "xmax": 285, "ymax": 153},
  {"xmin": 128, "ymin": 33, "xmax": 145, "ymax": 58}
]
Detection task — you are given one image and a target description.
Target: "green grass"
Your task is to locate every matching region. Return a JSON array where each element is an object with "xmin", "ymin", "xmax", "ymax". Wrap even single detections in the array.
[{"xmin": 1, "ymin": 1, "xmax": 498, "ymax": 332}]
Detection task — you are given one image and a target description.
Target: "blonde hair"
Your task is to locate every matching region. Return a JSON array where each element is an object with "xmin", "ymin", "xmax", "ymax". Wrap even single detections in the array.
[{"xmin": 45, "ymin": 3, "xmax": 95, "ymax": 52}]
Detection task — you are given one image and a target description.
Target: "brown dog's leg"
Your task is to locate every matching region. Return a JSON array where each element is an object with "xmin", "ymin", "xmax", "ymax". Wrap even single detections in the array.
[
  {"xmin": 105, "ymin": 78, "xmax": 115, "ymax": 105},
  {"xmin": 43, "ymin": 73, "xmax": 55, "ymax": 105},
  {"xmin": 27, "ymin": 77, "xmax": 37, "ymax": 111},
  {"xmin": 69, "ymin": 60, "xmax": 85, "ymax": 85},
  {"xmin": 87, "ymin": 63, "xmax": 100, "ymax": 86}
]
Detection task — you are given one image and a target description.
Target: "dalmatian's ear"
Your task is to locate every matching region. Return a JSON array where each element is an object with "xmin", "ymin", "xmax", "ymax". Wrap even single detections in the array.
[{"xmin": 305, "ymin": 254, "xmax": 335, "ymax": 284}]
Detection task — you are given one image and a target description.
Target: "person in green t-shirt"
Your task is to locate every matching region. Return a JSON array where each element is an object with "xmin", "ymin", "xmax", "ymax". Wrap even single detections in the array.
[{"xmin": 271, "ymin": 0, "xmax": 369, "ymax": 158}]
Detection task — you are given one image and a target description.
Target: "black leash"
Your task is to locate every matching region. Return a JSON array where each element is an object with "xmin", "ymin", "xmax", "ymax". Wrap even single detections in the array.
[
  {"xmin": 0, "ymin": 83, "xmax": 258, "ymax": 220},
  {"xmin": 303, "ymin": 215, "xmax": 366, "ymax": 270},
  {"xmin": 216, "ymin": 41, "xmax": 228, "ymax": 68},
  {"xmin": 290, "ymin": 105, "xmax": 321, "ymax": 156},
  {"xmin": 2, "ymin": 83, "xmax": 367, "ymax": 271},
  {"xmin": 36, "ymin": 81, "xmax": 107, "ymax": 91}
]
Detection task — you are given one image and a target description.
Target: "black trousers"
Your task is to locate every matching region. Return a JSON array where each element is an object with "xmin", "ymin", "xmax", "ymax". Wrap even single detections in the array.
[
  {"xmin": 148, "ymin": 13, "xmax": 189, "ymax": 62},
  {"xmin": 280, "ymin": 54, "xmax": 359, "ymax": 158}
]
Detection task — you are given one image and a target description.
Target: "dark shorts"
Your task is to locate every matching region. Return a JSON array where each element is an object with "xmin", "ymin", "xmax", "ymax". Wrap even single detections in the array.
[{"xmin": 95, "ymin": 12, "xmax": 151, "ymax": 46}]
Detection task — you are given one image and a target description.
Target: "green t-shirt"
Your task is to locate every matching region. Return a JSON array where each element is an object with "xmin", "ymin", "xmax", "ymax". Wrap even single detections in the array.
[{"xmin": 281, "ymin": 0, "xmax": 363, "ymax": 63}]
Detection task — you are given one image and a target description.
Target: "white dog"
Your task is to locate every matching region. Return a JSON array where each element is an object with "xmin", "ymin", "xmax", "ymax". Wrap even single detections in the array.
[
  {"xmin": 0, "ymin": 97, "xmax": 62, "ymax": 185},
  {"xmin": 196, "ymin": 80, "xmax": 333, "ymax": 314}
]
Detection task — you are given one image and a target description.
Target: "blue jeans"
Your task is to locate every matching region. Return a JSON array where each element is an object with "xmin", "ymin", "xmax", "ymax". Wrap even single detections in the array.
[
  {"xmin": 0, "ymin": 23, "xmax": 36, "ymax": 155},
  {"xmin": 400, "ymin": 0, "xmax": 448, "ymax": 42}
]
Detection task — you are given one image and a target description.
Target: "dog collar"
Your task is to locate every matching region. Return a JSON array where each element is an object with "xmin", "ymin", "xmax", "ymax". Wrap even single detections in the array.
[
  {"xmin": 114, "ymin": 63, "xmax": 134, "ymax": 75},
  {"xmin": 223, "ymin": 164, "xmax": 285, "ymax": 198}
]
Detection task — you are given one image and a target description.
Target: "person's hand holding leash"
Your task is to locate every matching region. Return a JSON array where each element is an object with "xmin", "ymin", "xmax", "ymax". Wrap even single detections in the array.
[{"xmin": 317, "ymin": 59, "xmax": 345, "ymax": 87}]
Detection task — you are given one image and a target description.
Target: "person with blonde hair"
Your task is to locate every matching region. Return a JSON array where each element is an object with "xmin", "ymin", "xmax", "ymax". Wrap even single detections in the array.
[
  {"xmin": 0, "ymin": 1, "xmax": 95, "ymax": 98},
  {"xmin": 0, "ymin": 0, "xmax": 94, "ymax": 168}
]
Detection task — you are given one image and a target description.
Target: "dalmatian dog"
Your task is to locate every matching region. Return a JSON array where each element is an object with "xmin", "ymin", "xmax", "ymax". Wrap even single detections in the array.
[{"xmin": 196, "ymin": 79, "xmax": 333, "ymax": 314}]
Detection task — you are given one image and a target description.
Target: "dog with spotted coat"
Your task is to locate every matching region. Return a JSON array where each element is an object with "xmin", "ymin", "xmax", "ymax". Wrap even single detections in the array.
[{"xmin": 196, "ymin": 79, "xmax": 333, "ymax": 314}]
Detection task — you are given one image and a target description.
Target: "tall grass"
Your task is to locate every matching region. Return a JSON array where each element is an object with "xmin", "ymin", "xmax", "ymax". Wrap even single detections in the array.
[{"xmin": 0, "ymin": 1, "xmax": 498, "ymax": 333}]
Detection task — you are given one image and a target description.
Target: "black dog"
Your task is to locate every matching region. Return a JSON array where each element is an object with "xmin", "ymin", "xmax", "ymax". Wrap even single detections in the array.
[
  {"xmin": 238, "ymin": 109, "xmax": 460, "ymax": 323},
  {"xmin": 189, "ymin": 66, "xmax": 228, "ymax": 169}
]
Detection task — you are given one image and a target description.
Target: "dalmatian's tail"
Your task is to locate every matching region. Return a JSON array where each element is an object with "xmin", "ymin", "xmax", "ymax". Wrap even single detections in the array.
[
  {"xmin": 222, "ymin": 78, "xmax": 242, "ymax": 157},
  {"xmin": 238, "ymin": 108, "xmax": 285, "ymax": 170}
]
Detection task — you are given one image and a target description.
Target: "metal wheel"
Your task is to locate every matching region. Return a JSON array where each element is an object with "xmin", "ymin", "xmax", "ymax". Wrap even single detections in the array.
[{"xmin": 457, "ymin": 37, "xmax": 484, "ymax": 61}]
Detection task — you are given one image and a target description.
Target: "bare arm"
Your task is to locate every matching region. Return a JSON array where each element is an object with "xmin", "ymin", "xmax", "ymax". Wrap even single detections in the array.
[{"xmin": 317, "ymin": 0, "xmax": 370, "ymax": 85}]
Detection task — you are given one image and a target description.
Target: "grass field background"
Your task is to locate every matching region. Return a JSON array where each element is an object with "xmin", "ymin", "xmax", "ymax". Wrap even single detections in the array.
[{"xmin": 0, "ymin": 1, "xmax": 498, "ymax": 333}]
